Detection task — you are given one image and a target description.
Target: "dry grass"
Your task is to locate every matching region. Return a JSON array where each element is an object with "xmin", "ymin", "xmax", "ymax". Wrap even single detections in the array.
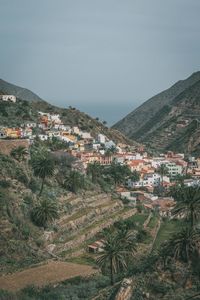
[{"xmin": 0, "ymin": 260, "xmax": 97, "ymax": 292}]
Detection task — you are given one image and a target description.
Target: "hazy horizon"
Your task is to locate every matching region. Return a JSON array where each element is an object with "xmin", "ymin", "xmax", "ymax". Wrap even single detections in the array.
[{"xmin": 1, "ymin": 0, "xmax": 200, "ymax": 125}]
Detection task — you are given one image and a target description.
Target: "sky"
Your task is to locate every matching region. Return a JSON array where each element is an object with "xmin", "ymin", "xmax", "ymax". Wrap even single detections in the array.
[{"xmin": 0, "ymin": 0, "xmax": 200, "ymax": 125}]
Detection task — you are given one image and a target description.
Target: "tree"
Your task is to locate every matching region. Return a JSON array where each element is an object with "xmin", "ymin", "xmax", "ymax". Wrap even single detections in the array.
[
  {"xmin": 105, "ymin": 146, "xmax": 117, "ymax": 156},
  {"xmin": 157, "ymin": 164, "xmax": 168, "ymax": 190},
  {"xmin": 10, "ymin": 146, "xmax": 28, "ymax": 162},
  {"xmin": 106, "ymin": 162, "xmax": 131, "ymax": 186},
  {"xmin": 87, "ymin": 161, "xmax": 102, "ymax": 183},
  {"xmin": 96, "ymin": 229, "xmax": 136, "ymax": 285},
  {"xmin": 30, "ymin": 147, "xmax": 55, "ymax": 196},
  {"xmin": 31, "ymin": 198, "xmax": 58, "ymax": 228},
  {"xmin": 64, "ymin": 170, "xmax": 85, "ymax": 193},
  {"xmin": 129, "ymin": 170, "xmax": 140, "ymax": 182},
  {"xmin": 172, "ymin": 187, "xmax": 200, "ymax": 228},
  {"xmin": 165, "ymin": 227, "xmax": 200, "ymax": 264}
]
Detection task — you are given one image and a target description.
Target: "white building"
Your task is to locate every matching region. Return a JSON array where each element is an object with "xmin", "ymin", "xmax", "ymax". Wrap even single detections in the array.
[
  {"xmin": 50, "ymin": 114, "xmax": 61, "ymax": 124},
  {"xmin": 38, "ymin": 134, "xmax": 48, "ymax": 141},
  {"xmin": 105, "ymin": 140, "xmax": 116, "ymax": 149},
  {"xmin": 80, "ymin": 132, "xmax": 92, "ymax": 139},
  {"xmin": 0, "ymin": 95, "xmax": 16, "ymax": 103},
  {"xmin": 22, "ymin": 122, "xmax": 37, "ymax": 128},
  {"xmin": 72, "ymin": 126, "xmax": 80, "ymax": 135},
  {"xmin": 120, "ymin": 192, "xmax": 137, "ymax": 207},
  {"xmin": 127, "ymin": 173, "xmax": 170, "ymax": 188},
  {"xmin": 166, "ymin": 162, "xmax": 183, "ymax": 177},
  {"xmin": 0, "ymin": 130, "xmax": 6, "ymax": 139},
  {"xmin": 98, "ymin": 134, "xmax": 106, "ymax": 144}
]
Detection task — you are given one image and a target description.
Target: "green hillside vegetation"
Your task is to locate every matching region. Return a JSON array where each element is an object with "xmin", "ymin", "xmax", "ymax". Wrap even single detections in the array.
[
  {"xmin": 0, "ymin": 144, "xmax": 135, "ymax": 274},
  {"xmin": 113, "ymin": 72, "xmax": 200, "ymax": 155},
  {"xmin": 113, "ymin": 71, "xmax": 200, "ymax": 135},
  {"xmin": 0, "ymin": 96, "xmax": 132, "ymax": 145}
]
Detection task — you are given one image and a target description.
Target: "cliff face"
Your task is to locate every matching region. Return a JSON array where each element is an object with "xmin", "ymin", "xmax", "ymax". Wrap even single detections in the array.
[{"xmin": 113, "ymin": 72, "xmax": 200, "ymax": 155}]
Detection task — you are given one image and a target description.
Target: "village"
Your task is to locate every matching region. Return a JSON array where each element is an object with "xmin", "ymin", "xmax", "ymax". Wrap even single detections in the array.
[{"xmin": 1, "ymin": 96, "xmax": 200, "ymax": 230}]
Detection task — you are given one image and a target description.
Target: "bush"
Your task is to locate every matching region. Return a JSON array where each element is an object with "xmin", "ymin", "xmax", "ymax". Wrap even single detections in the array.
[
  {"xmin": 15, "ymin": 168, "xmax": 29, "ymax": 185},
  {"xmin": 23, "ymin": 195, "xmax": 33, "ymax": 206},
  {"xmin": 28, "ymin": 178, "xmax": 39, "ymax": 193},
  {"xmin": 0, "ymin": 180, "xmax": 11, "ymax": 188},
  {"xmin": 21, "ymin": 224, "xmax": 31, "ymax": 240}
]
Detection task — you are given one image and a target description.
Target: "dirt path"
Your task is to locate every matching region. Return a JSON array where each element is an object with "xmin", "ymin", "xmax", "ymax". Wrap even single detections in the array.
[{"xmin": 0, "ymin": 260, "xmax": 97, "ymax": 292}]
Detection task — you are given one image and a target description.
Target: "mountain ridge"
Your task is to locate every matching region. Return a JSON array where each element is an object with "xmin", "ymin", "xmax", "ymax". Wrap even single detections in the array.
[
  {"xmin": 113, "ymin": 71, "xmax": 200, "ymax": 155},
  {"xmin": 113, "ymin": 71, "xmax": 200, "ymax": 137},
  {"xmin": 0, "ymin": 79, "xmax": 44, "ymax": 102}
]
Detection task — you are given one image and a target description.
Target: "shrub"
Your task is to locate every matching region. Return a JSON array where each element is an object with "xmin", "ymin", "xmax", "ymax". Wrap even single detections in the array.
[
  {"xmin": 28, "ymin": 178, "xmax": 39, "ymax": 193},
  {"xmin": 15, "ymin": 168, "xmax": 29, "ymax": 185},
  {"xmin": 0, "ymin": 180, "xmax": 11, "ymax": 188}
]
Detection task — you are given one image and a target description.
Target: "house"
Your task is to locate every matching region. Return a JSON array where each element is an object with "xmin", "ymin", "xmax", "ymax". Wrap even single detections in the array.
[
  {"xmin": 105, "ymin": 140, "xmax": 116, "ymax": 149},
  {"xmin": 50, "ymin": 114, "xmax": 61, "ymax": 124},
  {"xmin": 72, "ymin": 126, "xmax": 80, "ymax": 135},
  {"xmin": 22, "ymin": 128, "xmax": 33, "ymax": 138},
  {"xmin": 80, "ymin": 131, "xmax": 92, "ymax": 139},
  {"xmin": 92, "ymin": 142, "xmax": 101, "ymax": 151},
  {"xmin": 59, "ymin": 133, "xmax": 77, "ymax": 144},
  {"xmin": 47, "ymin": 131, "xmax": 61, "ymax": 139},
  {"xmin": 99, "ymin": 155, "xmax": 113, "ymax": 165},
  {"xmin": 152, "ymin": 197, "xmax": 175, "ymax": 218},
  {"xmin": 21, "ymin": 122, "xmax": 37, "ymax": 129},
  {"xmin": 88, "ymin": 240, "xmax": 104, "ymax": 253},
  {"xmin": 166, "ymin": 162, "xmax": 183, "ymax": 177},
  {"xmin": 127, "ymin": 173, "xmax": 169, "ymax": 188},
  {"xmin": 5, "ymin": 128, "xmax": 21, "ymax": 139},
  {"xmin": 120, "ymin": 192, "xmax": 137, "ymax": 206},
  {"xmin": 38, "ymin": 134, "xmax": 48, "ymax": 141},
  {"xmin": 0, "ymin": 130, "xmax": 6, "ymax": 139},
  {"xmin": 98, "ymin": 134, "xmax": 106, "ymax": 144},
  {"xmin": 128, "ymin": 160, "xmax": 144, "ymax": 172},
  {"xmin": 183, "ymin": 179, "xmax": 200, "ymax": 187},
  {"xmin": 39, "ymin": 115, "xmax": 49, "ymax": 129},
  {"xmin": 0, "ymin": 95, "xmax": 16, "ymax": 103}
]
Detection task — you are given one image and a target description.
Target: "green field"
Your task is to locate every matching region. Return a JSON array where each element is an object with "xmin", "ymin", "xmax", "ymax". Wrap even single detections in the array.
[
  {"xmin": 153, "ymin": 219, "xmax": 185, "ymax": 250},
  {"xmin": 147, "ymin": 214, "xmax": 159, "ymax": 229},
  {"xmin": 129, "ymin": 213, "xmax": 149, "ymax": 226}
]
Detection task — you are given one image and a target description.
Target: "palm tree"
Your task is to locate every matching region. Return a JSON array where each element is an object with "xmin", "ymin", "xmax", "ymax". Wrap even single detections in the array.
[
  {"xmin": 10, "ymin": 146, "xmax": 28, "ymax": 162},
  {"xmin": 96, "ymin": 229, "xmax": 136, "ymax": 285},
  {"xmin": 157, "ymin": 164, "xmax": 168, "ymax": 191},
  {"xmin": 64, "ymin": 170, "xmax": 85, "ymax": 193},
  {"xmin": 30, "ymin": 147, "xmax": 55, "ymax": 196},
  {"xmin": 172, "ymin": 187, "xmax": 200, "ymax": 228},
  {"xmin": 87, "ymin": 161, "xmax": 102, "ymax": 183},
  {"xmin": 31, "ymin": 198, "xmax": 58, "ymax": 228},
  {"xmin": 166, "ymin": 227, "xmax": 200, "ymax": 264}
]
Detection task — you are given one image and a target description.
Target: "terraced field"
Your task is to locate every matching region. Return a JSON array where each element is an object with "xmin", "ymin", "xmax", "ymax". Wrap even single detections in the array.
[{"xmin": 44, "ymin": 192, "xmax": 136, "ymax": 258}]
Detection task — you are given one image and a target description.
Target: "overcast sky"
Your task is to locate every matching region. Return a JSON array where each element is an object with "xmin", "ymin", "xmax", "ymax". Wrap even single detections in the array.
[{"xmin": 1, "ymin": 0, "xmax": 200, "ymax": 125}]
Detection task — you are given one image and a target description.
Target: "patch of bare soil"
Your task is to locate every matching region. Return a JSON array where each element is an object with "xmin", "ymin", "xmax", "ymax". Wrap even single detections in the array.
[{"xmin": 0, "ymin": 260, "xmax": 97, "ymax": 291}]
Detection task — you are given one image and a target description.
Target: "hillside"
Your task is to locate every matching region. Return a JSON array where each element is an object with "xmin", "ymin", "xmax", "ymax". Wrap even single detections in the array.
[
  {"xmin": 0, "ymin": 79, "xmax": 44, "ymax": 102},
  {"xmin": 113, "ymin": 72, "xmax": 200, "ymax": 154},
  {"xmin": 0, "ymin": 148, "xmax": 135, "ymax": 276},
  {"xmin": 0, "ymin": 80, "xmax": 133, "ymax": 145}
]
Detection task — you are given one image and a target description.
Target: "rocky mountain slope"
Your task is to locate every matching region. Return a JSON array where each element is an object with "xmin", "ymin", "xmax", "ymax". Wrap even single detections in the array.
[
  {"xmin": 113, "ymin": 71, "xmax": 200, "ymax": 154},
  {"xmin": 0, "ymin": 79, "xmax": 133, "ymax": 145}
]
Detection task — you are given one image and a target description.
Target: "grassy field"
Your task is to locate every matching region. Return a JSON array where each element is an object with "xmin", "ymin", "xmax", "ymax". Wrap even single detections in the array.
[
  {"xmin": 128, "ymin": 212, "xmax": 149, "ymax": 226},
  {"xmin": 153, "ymin": 219, "xmax": 185, "ymax": 250},
  {"xmin": 147, "ymin": 214, "xmax": 159, "ymax": 229}
]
